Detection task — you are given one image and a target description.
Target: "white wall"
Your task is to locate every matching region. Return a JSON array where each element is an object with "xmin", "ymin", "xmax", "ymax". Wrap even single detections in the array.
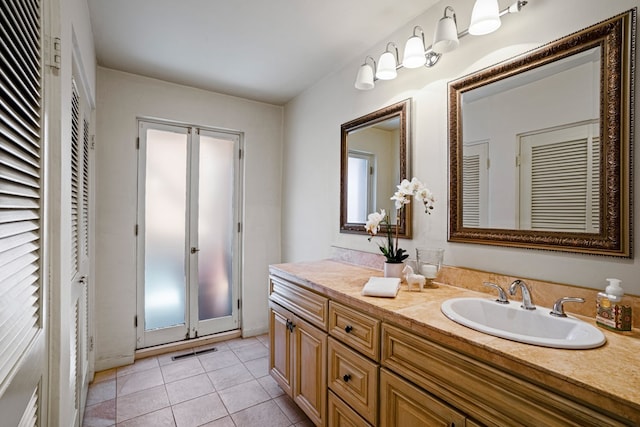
[
  {"xmin": 282, "ymin": 0, "xmax": 640, "ymax": 294},
  {"xmin": 94, "ymin": 68, "xmax": 283, "ymax": 370}
]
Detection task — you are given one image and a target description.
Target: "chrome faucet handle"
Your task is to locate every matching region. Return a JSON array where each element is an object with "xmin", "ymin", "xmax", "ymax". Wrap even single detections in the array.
[
  {"xmin": 508, "ymin": 279, "xmax": 536, "ymax": 310},
  {"xmin": 550, "ymin": 297, "xmax": 585, "ymax": 317},
  {"xmin": 483, "ymin": 282, "xmax": 509, "ymax": 304}
]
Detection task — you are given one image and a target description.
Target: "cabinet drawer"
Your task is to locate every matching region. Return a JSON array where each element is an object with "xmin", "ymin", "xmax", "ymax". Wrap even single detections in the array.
[
  {"xmin": 380, "ymin": 368, "xmax": 466, "ymax": 427},
  {"xmin": 328, "ymin": 337, "xmax": 378, "ymax": 425},
  {"xmin": 328, "ymin": 391, "xmax": 372, "ymax": 427},
  {"xmin": 269, "ymin": 276, "xmax": 328, "ymax": 331},
  {"xmin": 381, "ymin": 323, "xmax": 626, "ymax": 427},
  {"xmin": 329, "ymin": 301, "xmax": 380, "ymax": 361}
]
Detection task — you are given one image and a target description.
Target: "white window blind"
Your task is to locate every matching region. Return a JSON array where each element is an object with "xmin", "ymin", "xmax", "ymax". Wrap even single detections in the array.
[
  {"xmin": 519, "ymin": 122, "xmax": 599, "ymax": 232},
  {"xmin": 0, "ymin": 0, "xmax": 43, "ymax": 393}
]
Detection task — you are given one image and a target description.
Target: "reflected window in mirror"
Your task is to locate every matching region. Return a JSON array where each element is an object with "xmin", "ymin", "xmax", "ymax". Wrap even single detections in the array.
[
  {"xmin": 347, "ymin": 150, "xmax": 375, "ymax": 223},
  {"xmin": 449, "ymin": 10, "xmax": 635, "ymax": 257},
  {"xmin": 341, "ymin": 99, "xmax": 411, "ymax": 237}
]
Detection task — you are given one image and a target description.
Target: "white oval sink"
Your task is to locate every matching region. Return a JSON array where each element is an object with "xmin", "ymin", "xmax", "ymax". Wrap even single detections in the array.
[{"xmin": 441, "ymin": 297, "xmax": 606, "ymax": 349}]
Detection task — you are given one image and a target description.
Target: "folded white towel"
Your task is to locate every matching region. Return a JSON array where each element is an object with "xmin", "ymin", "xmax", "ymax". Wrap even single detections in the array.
[{"xmin": 362, "ymin": 277, "xmax": 401, "ymax": 298}]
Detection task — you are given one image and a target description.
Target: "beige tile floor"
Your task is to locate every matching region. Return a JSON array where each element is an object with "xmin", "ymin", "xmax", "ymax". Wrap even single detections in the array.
[{"xmin": 82, "ymin": 334, "xmax": 313, "ymax": 427}]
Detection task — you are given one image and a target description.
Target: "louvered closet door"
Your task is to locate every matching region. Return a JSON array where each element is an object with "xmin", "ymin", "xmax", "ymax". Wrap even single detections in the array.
[
  {"xmin": 0, "ymin": 0, "xmax": 46, "ymax": 426},
  {"xmin": 462, "ymin": 141, "xmax": 488, "ymax": 228},
  {"xmin": 70, "ymin": 73, "xmax": 92, "ymax": 425},
  {"xmin": 519, "ymin": 122, "xmax": 600, "ymax": 232}
]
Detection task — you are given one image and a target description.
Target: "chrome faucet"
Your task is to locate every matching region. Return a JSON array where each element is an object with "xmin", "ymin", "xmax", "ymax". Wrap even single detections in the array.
[
  {"xmin": 508, "ymin": 279, "xmax": 536, "ymax": 310},
  {"xmin": 550, "ymin": 297, "xmax": 585, "ymax": 317},
  {"xmin": 483, "ymin": 282, "xmax": 509, "ymax": 304}
]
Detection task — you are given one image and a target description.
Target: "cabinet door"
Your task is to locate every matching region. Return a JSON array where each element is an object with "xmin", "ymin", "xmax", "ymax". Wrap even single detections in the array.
[
  {"xmin": 380, "ymin": 369, "xmax": 466, "ymax": 427},
  {"xmin": 293, "ymin": 315, "xmax": 327, "ymax": 426},
  {"xmin": 269, "ymin": 302, "xmax": 293, "ymax": 396}
]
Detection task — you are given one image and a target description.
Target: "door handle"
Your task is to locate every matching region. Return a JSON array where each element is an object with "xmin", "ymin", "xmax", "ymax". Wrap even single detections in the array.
[{"xmin": 190, "ymin": 247, "xmax": 200, "ymax": 254}]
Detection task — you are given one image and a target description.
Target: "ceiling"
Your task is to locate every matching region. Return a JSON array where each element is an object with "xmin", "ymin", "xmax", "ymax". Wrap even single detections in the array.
[{"xmin": 86, "ymin": 0, "xmax": 439, "ymax": 105}]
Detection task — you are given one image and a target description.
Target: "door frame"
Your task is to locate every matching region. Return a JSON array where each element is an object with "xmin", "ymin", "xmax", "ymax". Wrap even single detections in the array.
[{"xmin": 135, "ymin": 119, "xmax": 243, "ymax": 349}]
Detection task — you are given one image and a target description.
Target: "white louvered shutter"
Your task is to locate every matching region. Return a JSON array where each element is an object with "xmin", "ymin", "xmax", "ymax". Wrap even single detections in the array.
[
  {"xmin": 0, "ymin": 0, "xmax": 43, "ymax": 394},
  {"xmin": 519, "ymin": 122, "xmax": 599, "ymax": 232},
  {"xmin": 462, "ymin": 154, "xmax": 480, "ymax": 227},
  {"xmin": 71, "ymin": 79, "xmax": 79, "ymax": 274},
  {"xmin": 82, "ymin": 118, "xmax": 89, "ymax": 257},
  {"xmin": 462, "ymin": 141, "xmax": 488, "ymax": 228}
]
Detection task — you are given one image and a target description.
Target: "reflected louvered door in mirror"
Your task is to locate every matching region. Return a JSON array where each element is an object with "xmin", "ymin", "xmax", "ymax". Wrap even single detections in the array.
[
  {"xmin": 518, "ymin": 122, "xmax": 600, "ymax": 232},
  {"xmin": 0, "ymin": 0, "xmax": 46, "ymax": 425}
]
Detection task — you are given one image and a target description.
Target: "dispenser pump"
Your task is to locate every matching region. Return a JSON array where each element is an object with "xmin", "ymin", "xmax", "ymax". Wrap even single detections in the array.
[{"xmin": 605, "ymin": 278, "xmax": 624, "ymax": 303}]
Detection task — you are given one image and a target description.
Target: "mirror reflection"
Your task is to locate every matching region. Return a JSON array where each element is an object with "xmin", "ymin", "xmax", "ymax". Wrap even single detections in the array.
[
  {"xmin": 347, "ymin": 117, "xmax": 400, "ymax": 223},
  {"xmin": 461, "ymin": 47, "xmax": 601, "ymax": 232},
  {"xmin": 340, "ymin": 99, "xmax": 411, "ymax": 237},
  {"xmin": 449, "ymin": 10, "xmax": 634, "ymax": 257}
]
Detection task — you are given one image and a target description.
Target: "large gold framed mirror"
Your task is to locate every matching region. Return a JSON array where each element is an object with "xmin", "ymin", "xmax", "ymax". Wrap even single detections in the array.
[
  {"xmin": 340, "ymin": 99, "xmax": 411, "ymax": 237},
  {"xmin": 449, "ymin": 10, "xmax": 635, "ymax": 257}
]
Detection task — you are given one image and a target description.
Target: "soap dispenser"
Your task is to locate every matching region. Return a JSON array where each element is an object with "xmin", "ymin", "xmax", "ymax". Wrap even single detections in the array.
[{"xmin": 596, "ymin": 278, "xmax": 632, "ymax": 331}]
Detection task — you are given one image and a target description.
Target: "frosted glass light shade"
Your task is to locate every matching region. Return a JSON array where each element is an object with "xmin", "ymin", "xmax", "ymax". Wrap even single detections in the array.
[
  {"xmin": 433, "ymin": 16, "xmax": 459, "ymax": 53},
  {"xmin": 469, "ymin": 0, "xmax": 501, "ymax": 35},
  {"xmin": 354, "ymin": 64, "xmax": 375, "ymax": 90},
  {"xmin": 376, "ymin": 51, "xmax": 398, "ymax": 80},
  {"xmin": 402, "ymin": 36, "xmax": 426, "ymax": 68}
]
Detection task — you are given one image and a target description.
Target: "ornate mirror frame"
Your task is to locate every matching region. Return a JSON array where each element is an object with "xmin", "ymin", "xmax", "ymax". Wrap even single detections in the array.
[
  {"xmin": 448, "ymin": 10, "xmax": 635, "ymax": 257},
  {"xmin": 340, "ymin": 99, "xmax": 411, "ymax": 237}
]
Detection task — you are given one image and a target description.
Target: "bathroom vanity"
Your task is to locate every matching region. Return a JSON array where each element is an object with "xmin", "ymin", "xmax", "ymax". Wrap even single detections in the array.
[{"xmin": 268, "ymin": 260, "xmax": 639, "ymax": 426}]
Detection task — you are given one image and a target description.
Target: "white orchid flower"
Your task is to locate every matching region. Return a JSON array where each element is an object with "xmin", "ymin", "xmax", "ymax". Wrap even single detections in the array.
[
  {"xmin": 390, "ymin": 191, "xmax": 410, "ymax": 210},
  {"xmin": 409, "ymin": 177, "xmax": 424, "ymax": 193},
  {"xmin": 364, "ymin": 209, "xmax": 386, "ymax": 235},
  {"xmin": 397, "ymin": 179, "xmax": 413, "ymax": 195}
]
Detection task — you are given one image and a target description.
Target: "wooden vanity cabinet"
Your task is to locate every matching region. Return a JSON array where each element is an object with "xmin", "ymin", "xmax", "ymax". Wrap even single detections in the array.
[
  {"xmin": 269, "ymin": 269, "xmax": 632, "ymax": 427},
  {"xmin": 381, "ymin": 323, "xmax": 628, "ymax": 426},
  {"xmin": 269, "ymin": 277, "xmax": 328, "ymax": 426}
]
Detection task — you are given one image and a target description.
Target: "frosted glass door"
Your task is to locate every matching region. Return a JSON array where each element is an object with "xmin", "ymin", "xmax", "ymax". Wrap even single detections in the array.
[
  {"xmin": 137, "ymin": 122, "xmax": 240, "ymax": 348},
  {"xmin": 190, "ymin": 129, "xmax": 240, "ymax": 337},
  {"xmin": 197, "ymin": 135, "xmax": 234, "ymax": 319},
  {"xmin": 144, "ymin": 128, "xmax": 188, "ymax": 331}
]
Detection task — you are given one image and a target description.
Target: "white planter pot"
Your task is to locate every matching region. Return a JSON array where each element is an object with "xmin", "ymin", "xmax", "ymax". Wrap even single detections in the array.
[{"xmin": 384, "ymin": 262, "xmax": 404, "ymax": 278}]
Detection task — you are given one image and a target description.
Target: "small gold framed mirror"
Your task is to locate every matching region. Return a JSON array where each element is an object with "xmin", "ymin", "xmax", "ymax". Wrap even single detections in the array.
[{"xmin": 340, "ymin": 99, "xmax": 411, "ymax": 237}]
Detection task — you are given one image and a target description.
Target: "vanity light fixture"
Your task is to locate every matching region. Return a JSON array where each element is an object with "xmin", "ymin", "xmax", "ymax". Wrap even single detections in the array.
[
  {"xmin": 354, "ymin": 56, "xmax": 376, "ymax": 90},
  {"xmin": 433, "ymin": 6, "xmax": 459, "ymax": 53},
  {"xmin": 469, "ymin": 0, "xmax": 502, "ymax": 35},
  {"xmin": 354, "ymin": 0, "xmax": 528, "ymax": 90},
  {"xmin": 376, "ymin": 42, "xmax": 400, "ymax": 80},
  {"xmin": 402, "ymin": 27, "xmax": 427, "ymax": 68}
]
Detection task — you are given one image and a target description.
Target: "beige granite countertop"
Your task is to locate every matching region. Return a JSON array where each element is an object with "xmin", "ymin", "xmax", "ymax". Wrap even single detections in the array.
[{"xmin": 270, "ymin": 260, "xmax": 640, "ymax": 423}]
